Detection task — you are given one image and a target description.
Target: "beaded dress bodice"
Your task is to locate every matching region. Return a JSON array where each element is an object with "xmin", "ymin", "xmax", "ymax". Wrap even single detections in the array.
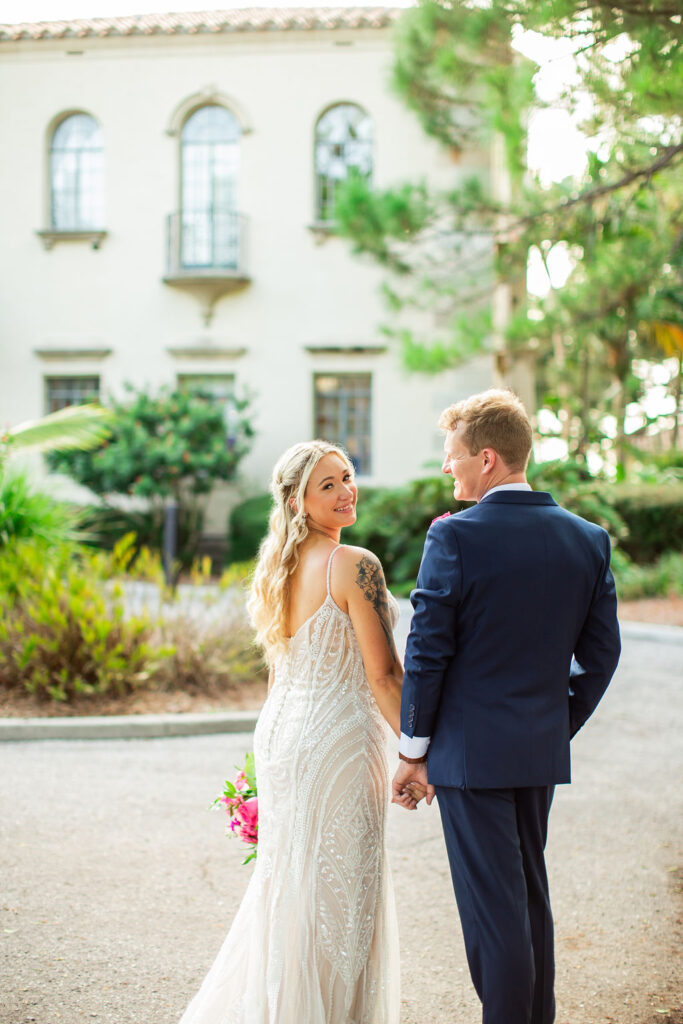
[{"xmin": 179, "ymin": 547, "xmax": 400, "ymax": 1024}]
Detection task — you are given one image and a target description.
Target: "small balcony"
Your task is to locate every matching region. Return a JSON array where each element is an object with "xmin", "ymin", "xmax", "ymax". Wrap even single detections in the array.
[{"xmin": 163, "ymin": 209, "xmax": 250, "ymax": 324}]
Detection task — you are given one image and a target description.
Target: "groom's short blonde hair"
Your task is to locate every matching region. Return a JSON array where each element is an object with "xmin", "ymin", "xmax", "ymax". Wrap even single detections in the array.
[{"xmin": 439, "ymin": 389, "xmax": 532, "ymax": 471}]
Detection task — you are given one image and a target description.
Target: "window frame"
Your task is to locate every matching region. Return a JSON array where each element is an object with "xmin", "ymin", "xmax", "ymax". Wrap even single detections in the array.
[
  {"xmin": 179, "ymin": 104, "xmax": 241, "ymax": 271},
  {"xmin": 48, "ymin": 111, "xmax": 105, "ymax": 232},
  {"xmin": 44, "ymin": 375, "xmax": 101, "ymax": 415},
  {"xmin": 313, "ymin": 102, "xmax": 373, "ymax": 224},
  {"xmin": 313, "ymin": 372, "xmax": 373, "ymax": 476}
]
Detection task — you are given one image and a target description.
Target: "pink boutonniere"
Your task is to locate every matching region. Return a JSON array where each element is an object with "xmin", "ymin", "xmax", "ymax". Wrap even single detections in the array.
[{"xmin": 431, "ymin": 512, "xmax": 451, "ymax": 524}]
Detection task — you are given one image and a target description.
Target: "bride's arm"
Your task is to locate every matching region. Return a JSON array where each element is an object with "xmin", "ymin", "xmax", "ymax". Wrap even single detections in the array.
[{"xmin": 335, "ymin": 546, "xmax": 403, "ymax": 737}]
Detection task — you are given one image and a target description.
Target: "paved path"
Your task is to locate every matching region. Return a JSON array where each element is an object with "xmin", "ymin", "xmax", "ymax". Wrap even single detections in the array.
[{"xmin": 1, "ymin": 628, "xmax": 681, "ymax": 1024}]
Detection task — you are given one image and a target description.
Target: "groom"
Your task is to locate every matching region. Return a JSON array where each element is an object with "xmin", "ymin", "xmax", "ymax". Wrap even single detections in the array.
[{"xmin": 392, "ymin": 388, "xmax": 621, "ymax": 1024}]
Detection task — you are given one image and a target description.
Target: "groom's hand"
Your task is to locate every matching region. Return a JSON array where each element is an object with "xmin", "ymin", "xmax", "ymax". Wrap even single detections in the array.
[{"xmin": 392, "ymin": 761, "xmax": 434, "ymax": 810}]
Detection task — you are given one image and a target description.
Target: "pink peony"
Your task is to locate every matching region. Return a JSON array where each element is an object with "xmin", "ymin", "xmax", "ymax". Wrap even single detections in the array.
[
  {"xmin": 236, "ymin": 796, "xmax": 258, "ymax": 845},
  {"xmin": 235, "ymin": 771, "xmax": 249, "ymax": 791},
  {"xmin": 220, "ymin": 794, "xmax": 243, "ymax": 811}
]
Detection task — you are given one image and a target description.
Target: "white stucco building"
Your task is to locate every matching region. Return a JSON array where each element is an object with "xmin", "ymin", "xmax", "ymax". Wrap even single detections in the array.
[{"xmin": 0, "ymin": 6, "xmax": 504, "ymax": 533}]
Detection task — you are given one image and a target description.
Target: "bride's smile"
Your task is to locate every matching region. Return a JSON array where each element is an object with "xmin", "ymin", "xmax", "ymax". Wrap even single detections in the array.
[{"xmin": 302, "ymin": 452, "xmax": 358, "ymax": 538}]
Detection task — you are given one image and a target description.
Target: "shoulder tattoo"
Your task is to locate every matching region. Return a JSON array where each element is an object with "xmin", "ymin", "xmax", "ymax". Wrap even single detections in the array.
[{"xmin": 355, "ymin": 555, "xmax": 397, "ymax": 656}]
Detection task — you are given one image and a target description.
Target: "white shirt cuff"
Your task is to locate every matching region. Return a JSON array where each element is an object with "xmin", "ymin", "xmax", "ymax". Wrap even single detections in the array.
[{"xmin": 399, "ymin": 733, "xmax": 431, "ymax": 758}]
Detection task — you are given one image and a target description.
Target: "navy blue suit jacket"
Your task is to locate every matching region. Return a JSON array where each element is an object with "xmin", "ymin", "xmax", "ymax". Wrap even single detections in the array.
[{"xmin": 401, "ymin": 491, "xmax": 621, "ymax": 789}]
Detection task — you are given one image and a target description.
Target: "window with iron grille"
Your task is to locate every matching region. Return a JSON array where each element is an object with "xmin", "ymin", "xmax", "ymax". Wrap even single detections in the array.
[
  {"xmin": 45, "ymin": 376, "xmax": 100, "ymax": 415},
  {"xmin": 314, "ymin": 104, "xmax": 373, "ymax": 223},
  {"xmin": 50, "ymin": 114, "xmax": 105, "ymax": 230},
  {"xmin": 181, "ymin": 105, "xmax": 240, "ymax": 269},
  {"xmin": 313, "ymin": 373, "xmax": 372, "ymax": 475}
]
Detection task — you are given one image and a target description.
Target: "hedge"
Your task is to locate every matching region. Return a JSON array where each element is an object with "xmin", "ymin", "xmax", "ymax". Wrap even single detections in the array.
[
  {"xmin": 227, "ymin": 493, "xmax": 273, "ymax": 562},
  {"xmin": 225, "ymin": 469, "xmax": 683, "ymax": 592},
  {"xmin": 609, "ymin": 484, "xmax": 683, "ymax": 563}
]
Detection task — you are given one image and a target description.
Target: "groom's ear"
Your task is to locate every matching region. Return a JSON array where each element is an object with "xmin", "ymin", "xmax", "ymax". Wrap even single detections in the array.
[{"xmin": 481, "ymin": 448, "xmax": 497, "ymax": 473}]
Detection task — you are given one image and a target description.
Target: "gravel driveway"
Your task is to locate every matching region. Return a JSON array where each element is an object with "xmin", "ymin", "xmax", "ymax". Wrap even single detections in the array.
[{"xmin": 1, "ymin": 626, "xmax": 681, "ymax": 1024}]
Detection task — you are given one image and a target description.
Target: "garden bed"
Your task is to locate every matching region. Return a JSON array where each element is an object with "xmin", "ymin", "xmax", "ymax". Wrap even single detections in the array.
[
  {"xmin": 1, "ymin": 598, "xmax": 679, "ymax": 720},
  {"xmin": 617, "ymin": 595, "xmax": 683, "ymax": 626},
  {"xmin": 0, "ymin": 677, "xmax": 267, "ymax": 718}
]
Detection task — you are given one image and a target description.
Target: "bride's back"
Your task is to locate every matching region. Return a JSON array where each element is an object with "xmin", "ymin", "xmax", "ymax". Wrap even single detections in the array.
[{"xmin": 287, "ymin": 538, "xmax": 344, "ymax": 638}]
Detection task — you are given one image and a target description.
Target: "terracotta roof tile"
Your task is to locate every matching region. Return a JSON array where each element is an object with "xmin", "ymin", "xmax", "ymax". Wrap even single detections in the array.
[{"xmin": 0, "ymin": 7, "xmax": 402, "ymax": 41}]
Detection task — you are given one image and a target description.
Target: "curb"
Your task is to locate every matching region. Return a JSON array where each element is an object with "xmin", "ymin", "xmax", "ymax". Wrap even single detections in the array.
[
  {"xmin": 0, "ymin": 709, "xmax": 259, "ymax": 742},
  {"xmin": 0, "ymin": 619, "xmax": 680, "ymax": 743},
  {"xmin": 618, "ymin": 619, "xmax": 683, "ymax": 645}
]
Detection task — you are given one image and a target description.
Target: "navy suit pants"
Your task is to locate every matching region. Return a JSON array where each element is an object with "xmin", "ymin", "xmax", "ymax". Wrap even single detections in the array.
[{"xmin": 435, "ymin": 785, "xmax": 555, "ymax": 1024}]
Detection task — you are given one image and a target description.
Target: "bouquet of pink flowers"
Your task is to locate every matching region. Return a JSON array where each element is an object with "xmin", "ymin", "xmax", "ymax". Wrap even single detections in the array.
[{"xmin": 214, "ymin": 753, "xmax": 258, "ymax": 864}]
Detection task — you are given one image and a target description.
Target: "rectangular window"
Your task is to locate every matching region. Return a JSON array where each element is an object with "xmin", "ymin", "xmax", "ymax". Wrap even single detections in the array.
[
  {"xmin": 45, "ymin": 376, "xmax": 100, "ymax": 414},
  {"xmin": 177, "ymin": 373, "xmax": 236, "ymax": 431},
  {"xmin": 177, "ymin": 373, "xmax": 235, "ymax": 404},
  {"xmin": 313, "ymin": 373, "xmax": 372, "ymax": 475}
]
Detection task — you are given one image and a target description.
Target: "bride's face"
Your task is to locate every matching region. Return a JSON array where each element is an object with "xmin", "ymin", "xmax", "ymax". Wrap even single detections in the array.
[{"xmin": 303, "ymin": 454, "xmax": 357, "ymax": 530}]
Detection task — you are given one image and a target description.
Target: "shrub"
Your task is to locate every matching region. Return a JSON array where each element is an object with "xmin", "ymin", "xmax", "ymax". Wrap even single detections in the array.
[
  {"xmin": 632, "ymin": 449, "xmax": 683, "ymax": 484},
  {"xmin": 528, "ymin": 459, "xmax": 627, "ymax": 539},
  {"xmin": 89, "ymin": 531, "xmax": 226, "ymax": 589},
  {"xmin": 228, "ymin": 493, "xmax": 272, "ymax": 562},
  {"xmin": 610, "ymin": 548, "xmax": 683, "ymax": 601},
  {"xmin": 527, "ymin": 456, "xmax": 595, "ymax": 490},
  {"xmin": 529, "ymin": 463, "xmax": 683, "ymax": 561},
  {"xmin": 0, "ymin": 540, "xmax": 160, "ymax": 701},
  {"xmin": 226, "ymin": 467, "xmax": 682, "ymax": 594},
  {"xmin": 345, "ymin": 476, "xmax": 467, "ymax": 586},
  {"xmin": 0, "ymin": 465, "xmax": 81, "ymax": 549},
  {"xmin": 610, "ymin": 484, "xmax": 683, "ymax": 562},
  {"xmin": 88, "ymin": 532, "xmax": 166, "ymax": 585},
  {"xmin": 219, "ymin": 560, "xmax": 255, "ymax": 591},
  {"xmin": 0, "ymin": 537, "xmax": 266, "ymax": 703},
  {"xmin": 79, "ymin": 503, "xmax": 160, "ymax": 552},
  {"xmin": 152, "ymin": 612, "xmax": 266, "ymax": 694}
]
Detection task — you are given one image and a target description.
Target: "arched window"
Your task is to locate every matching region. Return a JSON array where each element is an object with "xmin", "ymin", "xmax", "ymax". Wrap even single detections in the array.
[
  {"xmin": 50, "ymin": 114, "xmax": 104, "ymax": 230},
  {"xmin": 314, "ymin": 103, "xmax": 373, "ymax": 223},
  {"xmin": 181, "ymin": 105, "xmax": 240, "ymax": 269}
]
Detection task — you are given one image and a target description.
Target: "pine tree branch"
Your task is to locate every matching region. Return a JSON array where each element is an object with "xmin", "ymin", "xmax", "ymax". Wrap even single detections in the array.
[{"xmin": 512, "ymin": 142, "xmax": 683, "ymax": 230}]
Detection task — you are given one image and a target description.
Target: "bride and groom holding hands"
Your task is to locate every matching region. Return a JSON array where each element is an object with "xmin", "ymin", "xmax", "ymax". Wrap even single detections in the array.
[{"xmin": 180, "ymin": 388, "xmax": 621, "ymax": 1024}]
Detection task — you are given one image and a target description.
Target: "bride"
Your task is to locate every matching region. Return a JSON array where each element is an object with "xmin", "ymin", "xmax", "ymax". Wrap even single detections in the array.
[{"xmin": 180, "ymin": 440, "xmax": 418, "ymax": 1024}]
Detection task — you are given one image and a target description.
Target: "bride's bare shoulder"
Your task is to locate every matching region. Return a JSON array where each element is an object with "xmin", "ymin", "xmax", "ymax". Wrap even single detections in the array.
[{"xmin": 334, "ymin": 545, "xmax": 387, "ymax": 591}]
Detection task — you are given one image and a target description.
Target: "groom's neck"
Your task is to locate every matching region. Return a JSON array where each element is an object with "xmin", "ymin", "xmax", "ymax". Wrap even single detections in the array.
[{"xmin": 476, "ymin": 470, "xmax": 528, "ymax": 502}]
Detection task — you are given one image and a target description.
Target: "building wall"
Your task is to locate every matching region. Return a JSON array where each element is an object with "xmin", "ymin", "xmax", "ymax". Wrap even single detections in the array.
[{"xmin": 0, "ymin": 19, "xmax": 495, "ymax": 532}]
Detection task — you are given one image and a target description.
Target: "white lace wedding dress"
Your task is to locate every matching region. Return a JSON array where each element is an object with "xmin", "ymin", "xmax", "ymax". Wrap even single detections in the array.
[{"xmin": 180, "ymin": 546, "xmax": 400, "ymax": 1024}]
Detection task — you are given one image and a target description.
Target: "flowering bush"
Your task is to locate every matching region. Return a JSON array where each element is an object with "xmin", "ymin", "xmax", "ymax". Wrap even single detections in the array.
[
  {"xmin": 215, "ymin": 753, "xmax": 258, "ymax": 864},
  {"xmin": 0, "ymin": 539, "xmax": 160, "ymax": 701}
]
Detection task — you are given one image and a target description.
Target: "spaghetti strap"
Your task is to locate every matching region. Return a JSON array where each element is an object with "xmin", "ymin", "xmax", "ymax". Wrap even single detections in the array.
[{"xmin": 326, "ymin": 544, "xmax": 342, "ymax": 595}]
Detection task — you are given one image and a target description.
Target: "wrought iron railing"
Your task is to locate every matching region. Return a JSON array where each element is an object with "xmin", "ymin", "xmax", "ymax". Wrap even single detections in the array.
[{"xmin": 166, "ymin": 209, "xmax": 247, "ymax": 275}]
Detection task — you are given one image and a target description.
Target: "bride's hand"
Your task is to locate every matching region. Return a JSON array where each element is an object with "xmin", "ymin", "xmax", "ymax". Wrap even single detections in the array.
[
  {"xmin": 405, "ymin": 782, "xmax": 427, "ymax": 803},
  {"xmin": 392, "ymin": 760, "xmax": 433, "ymax": 810}
]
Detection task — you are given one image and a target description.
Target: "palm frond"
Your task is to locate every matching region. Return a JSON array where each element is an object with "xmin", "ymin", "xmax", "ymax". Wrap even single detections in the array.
[{"xmin": 6, "ymin": 404, "xmax": 114, "ymax": 454}]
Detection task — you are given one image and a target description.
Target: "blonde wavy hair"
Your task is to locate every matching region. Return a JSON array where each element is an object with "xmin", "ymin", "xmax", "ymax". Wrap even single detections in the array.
[{"xmin": 247, "ymin": 440, "xmax": 353, "ymax": 664}]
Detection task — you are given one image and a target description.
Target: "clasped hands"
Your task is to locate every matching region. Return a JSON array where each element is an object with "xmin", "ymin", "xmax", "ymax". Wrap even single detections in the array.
[{"xmin": 391, "ymin": 760, "xmax": 435, "ymax": 811}]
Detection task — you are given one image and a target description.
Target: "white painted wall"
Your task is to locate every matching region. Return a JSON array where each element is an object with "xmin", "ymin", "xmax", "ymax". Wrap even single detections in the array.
[{"xmin": 0, "ymin": 21, "xmax": 495, "ymax": 533}]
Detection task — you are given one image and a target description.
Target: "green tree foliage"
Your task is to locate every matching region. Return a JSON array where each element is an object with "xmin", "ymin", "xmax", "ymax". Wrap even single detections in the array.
[
  {"xmin": 334, "ymin": 0, "xmax": 683, "ymax": 473},
  {"xmin": 51, "ymin": 384, "xmax": 255, "ymax": 563}
]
